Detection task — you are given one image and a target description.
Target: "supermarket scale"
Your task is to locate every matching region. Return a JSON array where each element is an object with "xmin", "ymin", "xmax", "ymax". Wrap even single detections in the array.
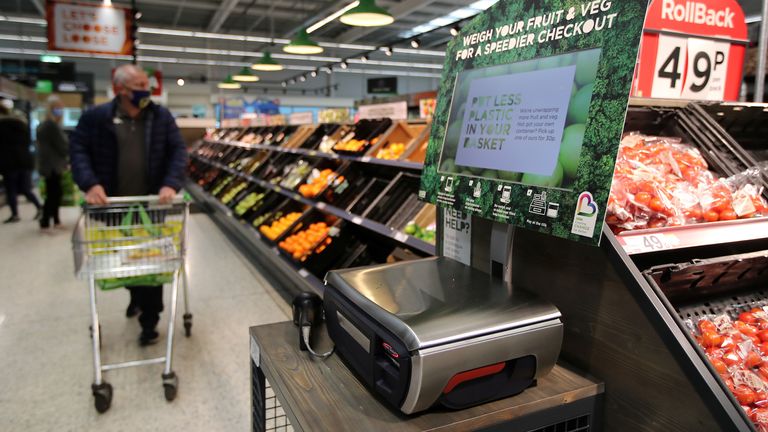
[{"xmin": 323, "ymin": 256, "xmax": 563, "ymax": 414}]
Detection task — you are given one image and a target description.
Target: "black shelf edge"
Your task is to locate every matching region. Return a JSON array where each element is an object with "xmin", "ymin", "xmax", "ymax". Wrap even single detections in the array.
[
  {"xmin": 206, "ymin": 139, "xmax": 424, "ymax": 171},
  {"xmin": 192, "ymin": 155, "xmax": 437, "ymax": 256},
  {"xmin": 185, "ymin": 181, "xmax": 326, "ymax": 296}
]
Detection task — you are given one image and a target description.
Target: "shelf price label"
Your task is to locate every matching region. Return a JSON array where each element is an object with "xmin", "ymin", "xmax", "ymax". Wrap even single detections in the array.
[
  {"xmin": 393, "ymin": 232, "xmax": 408, "ymax": 243},
  {"xmin": 620, "ymin": 233, "xmax": 680, "ymax": 254},
  {"xmin": 652, "ymin": 35, "xmax": 730, "ymax": 100},
  {"xmin": 634, "ymin": 0, "xmax": 747, "ymax": 102}
]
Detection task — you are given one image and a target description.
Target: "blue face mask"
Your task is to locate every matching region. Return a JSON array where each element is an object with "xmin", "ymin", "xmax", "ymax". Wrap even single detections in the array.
[
  {"xmin": 129, "ymin": 89, "xmax": 152, "ymax": 109},
  {"xmin": 51, "ymin": 108, "xmax": 64, "ymax": 117}
]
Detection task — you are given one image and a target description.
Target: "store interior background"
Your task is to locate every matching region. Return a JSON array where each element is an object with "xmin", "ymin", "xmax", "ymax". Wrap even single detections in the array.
[{"xmin": 0, "ymin": 0, "xmax": 762, "ymax": 122}]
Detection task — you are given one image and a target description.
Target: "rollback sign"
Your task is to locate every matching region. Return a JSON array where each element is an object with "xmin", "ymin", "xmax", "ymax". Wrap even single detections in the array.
[
  {"xmin": 419, "ymin": 0, "xmax": 648, "ymax": 246},
  {"xmin": 633, "ymin": 0, "xmax": 747, "ymax": 101}
]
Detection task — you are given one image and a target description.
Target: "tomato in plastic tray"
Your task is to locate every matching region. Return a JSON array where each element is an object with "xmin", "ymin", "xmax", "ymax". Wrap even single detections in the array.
[
  {"xmin": 689, "ymin": 308, "xmax": 768, "ymax": 430},
  {"xmin": 607, "ymin": 133, "xmax": 768, "ymax": 232}
]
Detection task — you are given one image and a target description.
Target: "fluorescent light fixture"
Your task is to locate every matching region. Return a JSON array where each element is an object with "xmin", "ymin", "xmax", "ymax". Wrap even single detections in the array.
[
  {"xmin": 398, "ymin": 0, "xmax": 497, "ymax": 38},
  {"xmin": 340, "ymin": 0, "xmax": 394, "ymax": 27},
  {"xmin": 233, "ymin": 67, "xmax": 259, "ymax": 82},
  {"xmin": 307, "ymin": 1, "xmax": 359, "ymax": 33},
  {"xmin": 40, "ymin": 54, "xmax": 62, "ymax": 63}
]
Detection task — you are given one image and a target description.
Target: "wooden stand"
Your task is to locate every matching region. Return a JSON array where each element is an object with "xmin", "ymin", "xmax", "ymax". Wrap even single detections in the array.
[{"xmin": 250, "ymin": 321, "xmax": 604, "ymax": 432}]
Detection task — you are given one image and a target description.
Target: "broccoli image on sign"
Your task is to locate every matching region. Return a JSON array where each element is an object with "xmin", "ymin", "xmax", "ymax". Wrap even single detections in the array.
[{"xmin": 420, "ymin": 0, "xmax": 648, "ymax": 246}]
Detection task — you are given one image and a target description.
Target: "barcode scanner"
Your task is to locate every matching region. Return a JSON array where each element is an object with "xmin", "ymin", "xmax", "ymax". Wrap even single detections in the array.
[{"xmin": 292, "ymin": 292, "xmax": 334, "ymax": 359}]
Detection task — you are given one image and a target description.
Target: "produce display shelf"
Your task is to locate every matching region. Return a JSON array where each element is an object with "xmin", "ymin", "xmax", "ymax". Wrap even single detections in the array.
[
  {"xmin": 185, "ymin": 181, "xmax": 326, "ymax": 295},
  {"xmin": 615, "ymin": 217, "xmax": 768, "ymax": 255},
  {"xmin": 190, "ymin": 155, "xmax": 436, "ymax": 256},
  {"xmin": 205, "ymin": 139, "xmax": 424, "ymax": 171}
]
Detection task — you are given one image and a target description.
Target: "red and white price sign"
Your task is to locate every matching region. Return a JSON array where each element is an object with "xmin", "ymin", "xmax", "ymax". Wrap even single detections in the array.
[{"xmin": 634, "ymin": 0, "xmax": 747, "ymax": 101}]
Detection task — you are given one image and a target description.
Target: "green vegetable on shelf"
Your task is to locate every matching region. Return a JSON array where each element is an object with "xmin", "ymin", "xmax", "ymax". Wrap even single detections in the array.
[
  {"xmin": 235, "ymin": 192, "xmax": 266, "ymax": 216},
  {"xmin": 404, "ymin": 221, "xmax": 436, "ymax": 244}
]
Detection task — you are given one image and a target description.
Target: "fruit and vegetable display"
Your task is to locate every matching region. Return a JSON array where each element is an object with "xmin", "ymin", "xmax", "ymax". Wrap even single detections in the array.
[
  {"xmin": 220, "ymin": 182, "xmax": 248, "ymax": 204},
  {"xmin": 235, "ymin": 192, "xmax": 266, "ymax": 216},
  {"xmin": 278, "ymin": 160, "xmax": 313, "ymax": 189},
  {"xmin": 258, "ymin": 212, "xmax": 302, "ymax": 240},
  {"xmin": 404, "ymin": 221, "xmax": 436, "ymax": 244},
  {"xmin": 279, "ymin": 222, "xmax": 333, "ymax": 261},
  {"xmin": 689, "ymin": 309, "xmax": 768, "ymax": 430},
  {"xmin": 376, "ymin": 142, "xmax": 407, "ymax": 160},
  {"xmin": 298, "ymin": 168, "xmax": 344, "ymax": 199},
  {"xmin": 607, "ymin": 134, "xmax": 768, "ymax": 232},
  {"xmin": 333, "ymin": 138, "xmax": 370, "ymax": 153},
  {"xmin": 210, "ymin": 176, "xmax": 235, "ymax": 196}
]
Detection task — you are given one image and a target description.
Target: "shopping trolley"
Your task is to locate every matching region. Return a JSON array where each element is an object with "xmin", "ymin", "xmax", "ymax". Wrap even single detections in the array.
[{"xmin": 72, "ymin": 195, "xmax": 192, "ymax": 413}]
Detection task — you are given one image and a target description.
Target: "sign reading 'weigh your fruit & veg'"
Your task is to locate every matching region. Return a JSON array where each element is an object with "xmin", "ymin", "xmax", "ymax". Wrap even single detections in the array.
[{"xmin": 418, "ymin": 0, "xmax": 648, "ymax": 246}]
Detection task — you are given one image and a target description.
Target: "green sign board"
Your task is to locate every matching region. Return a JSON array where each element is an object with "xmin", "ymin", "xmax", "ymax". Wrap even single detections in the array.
[
  {"xmin": 36, "ymin": 79, "xmax": 53, "ymax": 94},
  {"xmin": 419, "ymin": 0, "xmax": 648, "ymax": 246}
]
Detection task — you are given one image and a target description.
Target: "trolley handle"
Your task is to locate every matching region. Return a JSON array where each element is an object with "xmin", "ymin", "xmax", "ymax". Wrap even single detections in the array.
[{"xmin": 81, "ymin": 194, "xmax": 189, "ymax": 207}]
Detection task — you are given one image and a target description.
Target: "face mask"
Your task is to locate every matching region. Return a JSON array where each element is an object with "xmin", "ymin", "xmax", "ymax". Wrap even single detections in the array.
[
  {"xmin": 129, "ymin": 89, "xmax": 151, "ymax": 109},
  {"xmin": 52, "ymin": 108, "xmax": 64, "ymax": 117}
]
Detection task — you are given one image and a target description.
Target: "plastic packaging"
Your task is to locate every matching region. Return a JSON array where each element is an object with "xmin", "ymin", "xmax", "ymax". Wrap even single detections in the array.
[{"xmin": 608, "ymin": 134, "xmax": 768, "ymax": 232}]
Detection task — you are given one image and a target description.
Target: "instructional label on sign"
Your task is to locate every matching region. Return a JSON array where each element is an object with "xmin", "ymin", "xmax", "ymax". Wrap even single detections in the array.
[{"xmin": 442, "ymin": 209, "xmax": 471, "ymax": 266}]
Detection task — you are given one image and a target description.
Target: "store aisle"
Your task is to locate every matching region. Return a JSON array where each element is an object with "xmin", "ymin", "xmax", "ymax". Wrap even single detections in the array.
[{"xmin": 0, "ymin": 203, "xmax": 290, "ymax": 431}]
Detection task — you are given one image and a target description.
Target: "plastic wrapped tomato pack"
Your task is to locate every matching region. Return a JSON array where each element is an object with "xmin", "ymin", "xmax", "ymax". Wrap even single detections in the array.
[
  {"xmin": 607, "ymin": 134, "xmax": 768, "ymax": 233},
  {"xmin": 688, "ymin": 308, "xmax": 768, "ymax": 430}
]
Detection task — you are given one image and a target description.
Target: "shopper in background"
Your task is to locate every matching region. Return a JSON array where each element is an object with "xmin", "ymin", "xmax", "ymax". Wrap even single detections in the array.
[
  {"xmin": 70, "ymin": 64, "xmax": 187, "ymax": 346},
  {"xmin": 0, "ymin": 98, "xmax": 43, "ymax": 224},
  {"xmin": 37, "ymin": 96, "xmax": 69, "ymax": 231}
]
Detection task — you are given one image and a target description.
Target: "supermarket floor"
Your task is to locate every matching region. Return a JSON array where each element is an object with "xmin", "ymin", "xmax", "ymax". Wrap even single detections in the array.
[{"xmin": 0, "ymin": 202, "xmax": 291, "ymax": 431}]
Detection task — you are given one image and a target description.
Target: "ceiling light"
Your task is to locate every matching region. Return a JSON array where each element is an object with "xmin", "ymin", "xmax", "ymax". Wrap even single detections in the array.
[
  {"xmin": 299, "ymin": 75, "xmax": 306, "ymax": 82},
  {"xmin": 233, "ymin": 66, "xmax": 259, "ymax": 82},
  {"xmin": 310, "ymin": 70, "xmax": 318, "ymax": 77},
  {"xmin": 410, "ymin": 39, "xmax": 420, "ymax": 48},
  {"xmin": 283, "ymin": 28, "xmax": 323, "ymax": 55},
  {"xmin": 340, "ymin": 61, "xmax": 348, "ymax": 69},
  {"xmin": 217, "ymin": 75, "xmax": 242, "ymax": 89},
  {"xmin": 324, "ymin": 66, "xmax": 333, "ymax": 74},
  {"xmin": 307, "ymin": 1, "xmax": 360, "ymax": 33},
  {"xmin": 135, "ymin": 11, "xmax": 142, "ymax": 20},
  {"xmin": 176, "ymin": 78, "xmax": 185, "ymax": 86},
  {"xmin": 281, "ymin": 81, "xmax": 287, "ymax": 87},
  {"xmin": 340, "ymin": 0, "xmax": 394, "ymax": 27},
  {"xmin": 361, "ymin": 54, "xmax": 368, "ymax": 63},
  {"xmin": 450, "ymin": 25, "xmax": 460, "ymax": 36},
  {"xmin": 383, "ymin": 46, "xmax": 392, "ymax": 56},
  {"xmin": 289, "ymin": 78, "xmax": 296, "ymax": 84},
  {"xmin": 251, "ymin": 51, "xmax": 283, "ymax": 71}
]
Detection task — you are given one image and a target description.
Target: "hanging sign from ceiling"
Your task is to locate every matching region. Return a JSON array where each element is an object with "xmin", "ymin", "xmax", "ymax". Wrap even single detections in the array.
[
  {"xmin": 47, "ymin": 1, "xmax": 134, "ymax": 56},
  {"xmin": 419, "ymin": 0, "xmax": 648, "ymax": 246},
  {"xmin": 633, "ymin": 0, "xmax": 747, "ymax": 101}
]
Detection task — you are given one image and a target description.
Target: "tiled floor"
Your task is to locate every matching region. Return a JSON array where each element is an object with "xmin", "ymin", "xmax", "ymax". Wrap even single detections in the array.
[{"xmin": 0, "ymin": 202, "xmax": 290, "ymax": 431}]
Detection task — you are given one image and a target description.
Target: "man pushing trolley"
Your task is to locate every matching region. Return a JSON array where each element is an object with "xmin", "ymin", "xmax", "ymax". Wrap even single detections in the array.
[{"xmin": 70, "ymin": 64, "xmax": 190, "ymax": 412}]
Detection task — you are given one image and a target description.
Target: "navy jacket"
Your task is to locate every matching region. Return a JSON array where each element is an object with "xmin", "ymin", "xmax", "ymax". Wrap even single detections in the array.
[{"xmin": 70, "ymin": 99, "xmax": 187, "ymax": 195}]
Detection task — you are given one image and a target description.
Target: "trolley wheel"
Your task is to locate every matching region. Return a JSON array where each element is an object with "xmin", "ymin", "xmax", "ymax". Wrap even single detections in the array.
[
  {"xmin": 92, "ymin": 382, "xmax": 113, "ymax": 413},
  {"xmin": 162, "ymin": 372, "xmax": 178, "ymax": 401},
  {"xmin": 183, "ymin": 313, "xmax": 193, "ymax": 337}
]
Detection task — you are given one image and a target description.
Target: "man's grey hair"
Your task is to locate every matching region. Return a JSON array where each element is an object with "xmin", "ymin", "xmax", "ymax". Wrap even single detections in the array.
[{"xmin": 113, "ymin": 64, "xmax": 144, "ymax": 87}]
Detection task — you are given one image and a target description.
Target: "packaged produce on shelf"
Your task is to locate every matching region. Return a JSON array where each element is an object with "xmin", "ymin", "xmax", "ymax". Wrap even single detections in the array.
[
  {"xmin": 375, "ymin": 142, "xmax": 407, "ymax": 160},
  {"xmin": 298, "ymin": 168, "xmax": 344, "ymax": 198},
  {"xmin": 235, "ymin": 191, "xmax": 266, "ymax": 216},
  {"xmin": 210, "ymin": 176, "xmax": 235, "ymax": 196},
  {"xmin": 279, "ymin": 222, "xmax": 332, "ymax": 261},
  {"xmin": 688, "ymin": 308, "xmax": 768, "ymax": 431},
  {"xmin": 278, "ymin": 160, "xmax": 313, "ymax": 189},
  {"xmin": 607, "ymin": 134, "xmax": 768, "ymax": 232},
  {"xmin": 334, "ymin": 138, "xmax": 369, "ymax": 153},
  {"xmin": 318, "ymin": 135, "xmax": 339, "ymax": 153},
  {"xmin": 404, "ymin": 220, "xmax": 436, "ymax": 244},
  {"xmin": 258, "ymin": 212, "xmax": 302, "ymax": 240}
]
